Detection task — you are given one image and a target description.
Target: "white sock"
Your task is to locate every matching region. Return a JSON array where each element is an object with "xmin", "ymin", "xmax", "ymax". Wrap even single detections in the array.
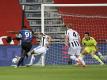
[
  {"xmin": 29, "ymin": 55, "xmax": 35, "ymax": 65},
  {"xmin": 79, "ymin": 57, "xmax": 86, "ymax": 65},
  {"xmin": 97, "ymin": 52, "xmax": 104, "ymax": 59},
  {"xmin": 41, "ymin": 54, "xmax": 45, "ymax": 66},
  {"xmin": 78, "ymin": 56, "xmax": 86, "ymax": 65}
]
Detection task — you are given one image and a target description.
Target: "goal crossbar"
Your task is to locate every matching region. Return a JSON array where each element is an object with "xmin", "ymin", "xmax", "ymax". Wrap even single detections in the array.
[{"xmin": 42, "ymin": 4, "xmax": 107, "ymax": 7}]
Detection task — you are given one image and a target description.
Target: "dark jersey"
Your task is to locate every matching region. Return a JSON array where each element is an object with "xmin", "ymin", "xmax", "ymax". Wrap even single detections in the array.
[{"xmin": 19, "ymin": 29, "xmax": 33, "ymax": 44}]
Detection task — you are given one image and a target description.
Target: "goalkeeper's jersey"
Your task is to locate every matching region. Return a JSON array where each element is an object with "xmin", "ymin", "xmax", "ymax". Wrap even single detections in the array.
[{"xmin": 82, "ymin": 37, "xmax": 97, "ymax": 46}]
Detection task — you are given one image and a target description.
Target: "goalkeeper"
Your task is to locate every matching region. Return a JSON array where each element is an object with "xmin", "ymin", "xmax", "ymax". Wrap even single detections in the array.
[{"xmin": 80, "ymin": 32, "xmax": 104, "ymax": 65}]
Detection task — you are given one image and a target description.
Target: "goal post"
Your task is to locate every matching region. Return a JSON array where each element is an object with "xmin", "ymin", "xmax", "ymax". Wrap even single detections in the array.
[{"xmin": 40, "ymin": 4, "xmax": 107, "ymax": 66}]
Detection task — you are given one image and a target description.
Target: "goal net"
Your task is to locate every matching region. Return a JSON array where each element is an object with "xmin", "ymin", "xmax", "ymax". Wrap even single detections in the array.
[{"xmin": 39, "ymin": 4, "xmax": 107, "ymax": 65}]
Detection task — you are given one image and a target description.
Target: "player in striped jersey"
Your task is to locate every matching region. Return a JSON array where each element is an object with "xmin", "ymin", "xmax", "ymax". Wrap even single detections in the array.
[
  {"xmin": 27, "ymin": 32, "xmax": 51, "ymax": 66},
  {"xmin": 65, "ymin": 24, "xmax": 85, "ymax": 66}
]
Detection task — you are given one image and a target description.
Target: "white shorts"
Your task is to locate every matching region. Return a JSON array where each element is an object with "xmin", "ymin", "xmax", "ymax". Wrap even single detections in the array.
[
  {"xmin": 68, "ymin": 46, "xmax": 81, "ymax": 56},
  {"xmin": 33, "ymin": 46, "xmax": 48, "ymax": 55}
]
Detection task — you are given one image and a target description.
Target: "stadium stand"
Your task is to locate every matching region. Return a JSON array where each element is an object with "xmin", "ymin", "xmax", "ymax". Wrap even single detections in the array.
[{"xmin": 0, "ymin": 0, "xmax": 30, "ymax": 45}]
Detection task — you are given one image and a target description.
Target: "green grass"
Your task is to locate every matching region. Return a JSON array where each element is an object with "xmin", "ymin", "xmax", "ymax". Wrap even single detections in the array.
[{"xmin": 0, "ymin": 65, "xmax": 107, "ymax": 80}]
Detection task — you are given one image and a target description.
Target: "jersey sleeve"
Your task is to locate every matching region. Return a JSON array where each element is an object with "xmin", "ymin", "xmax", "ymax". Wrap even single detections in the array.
[
  {"xmin": 65, "ymin": 30, "xmax": 69, "ymax": 39},
  {"xmin": 81, "ymin": 38, "xmax": 85, "ymax": 46},
  {"xmin": 91, "ymin": 37, "xmax": 97, "ymax": 46}
]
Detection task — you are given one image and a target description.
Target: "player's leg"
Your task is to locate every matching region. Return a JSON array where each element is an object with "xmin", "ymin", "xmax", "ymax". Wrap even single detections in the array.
[
  {"xmin": 28, "ymin": 54, "xmax": 35, "ymax": 66},
  {"xmin": 76, "ymin": 47, "xmax": 86, "ymax": 67},
  {"xmin": 17, "ymin": 49, "xmax": 26, "ymax": 67},
  {"xmin": 34, "ymin": 47, "xmax": 47, "ymax": 66},
  {"xmin": 17, "ymin": 42, "xmax": 32, "ymax": 67},
  {"xmin": 27, "ymin": 46, "xmax": 46, "ymax": 66},
  {"xmin": 78, "ymin": 47, "xmax": 91, "ymax": 66},
  {"xmin": 27, "ymin": 49, "xmax": 37, "ymax": 66},
  {"xmin": 17, "ymin": 43, "xmax": 28, "ymax": 67},
  {"xmin": 95, "ymin": 47, "xmax": 104, "ymax": 60},
  {"xmin": 68, "ymin": 47, "xmax": 84, "ymax": 66},
  {"xmin": 40, "ymin": 51, "xmax": 46, "ymax": 66},
  {"xmin": 67, "ymin": 48, "xmax": 73, "ymax": 64},
  {"xmin": 67, "ymin": 47, "xmax": 79, "ymax": 64},
  {"xmin": 68, "ymin": 55, "xmax": 72, "ymax": 64},
  {"xmin": 91, "ymin": 51, "xmax": 104, "ymax": 65},
  {"xmin": 78, "ymin": 54, "xmax": 86, "ymax": 66},
  {"xmin": 89, "ymin": 47, "xmax": 104, "ymax": 65},
  {"xmin": 97, "ymin": 51, "xmax": 104, "ymax": 60},
  {"xmin": 24, "ymin": 42, "xmax": 32, "ymax": 58}
]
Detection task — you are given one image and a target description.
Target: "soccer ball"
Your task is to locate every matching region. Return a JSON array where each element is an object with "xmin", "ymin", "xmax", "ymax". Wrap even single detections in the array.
[{"xmin": 12, "ymin": 58, "xmax": 18, "ymax": 63}]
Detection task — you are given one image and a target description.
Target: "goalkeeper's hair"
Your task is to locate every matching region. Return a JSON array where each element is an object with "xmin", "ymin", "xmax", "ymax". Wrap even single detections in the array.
[{"xmin": 84, "ymin": 32, "xmax": 90, "ymax": 36}]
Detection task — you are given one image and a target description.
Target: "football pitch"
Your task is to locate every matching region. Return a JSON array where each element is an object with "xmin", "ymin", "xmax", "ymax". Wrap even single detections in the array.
[{"xmin": 0, "ymin": 65, "xmax": 107, "ymax": 80}]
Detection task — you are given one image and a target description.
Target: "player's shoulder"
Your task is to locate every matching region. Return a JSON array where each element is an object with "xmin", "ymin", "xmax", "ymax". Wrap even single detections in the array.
[
  {"xmin": 21, "ymin": 29, "xmax": 31, "ymax": 31},
  {"xmin": 46, "ymin": 35, "xmax": 51, "ymax": 38},
  {"xmin": 67, "ymin": 29, "xmax": 78, "ymax": 33},
  {"xmin": 82, "ymin": 37, "xmax": 85, "ymax": 40},
  {"xmin": 67, "ymin": 29, "xmax": 73, "ymax": 32},
  {"xmin": 90, "ymin": 37, "xmax": 95, "ymax": 40}
]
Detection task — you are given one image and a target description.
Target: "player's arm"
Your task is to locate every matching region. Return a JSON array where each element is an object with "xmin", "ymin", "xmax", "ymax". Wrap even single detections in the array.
[
  {"xmin": 65, "ymin": 34, "xmax": 69, "ymax": 47},
  {"xmin": 6, "ymin": 31, "xmax": 21, "ymax": 43},
  {"xmin": 91, "ymin": 37, "xmax": 97, "ymax": 46},
  {"xmin": 48, "ymin": 36, "xmax": 52, "ymax": 45},
  {"xmin": 81, "ymin": 38, "xmax": 85, "ymax": 46},
  {"xmin": 91, "ymin": 37, "xmax": 98, "ymax": 51},
  {"xmin": 45, "ymin": 35, "xmax": 52, "ymax": 48},
  {"xmin": 81, "ymin": 38, "xmax": 86, "ymax": 50},
  {"xmin": 77, "ymin": 33, "xmax": 81, "ymax": 44},
  {"xmin": 33, "ymin": 32, "xmax": 43, "ymax": 35}
]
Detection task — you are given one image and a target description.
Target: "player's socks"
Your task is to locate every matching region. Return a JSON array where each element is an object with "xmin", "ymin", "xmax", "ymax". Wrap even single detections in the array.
[
  {"xmin": 17, "ymin": 57, "xmax": 24, "ymax": 67},
  {"xmin": 92, "ymin": 55, "xmax": 104, "ymax": 64},
  {"xmin": 78, "ymin": 55, "xmax": 86, "ymax": 66},
  {"xmin": 29, "ymin": 55, "xmax": 35, "ymax": 65},
  {"xmin": 97, "ymin": 52, "xmax": 104, "ymax": 60}
]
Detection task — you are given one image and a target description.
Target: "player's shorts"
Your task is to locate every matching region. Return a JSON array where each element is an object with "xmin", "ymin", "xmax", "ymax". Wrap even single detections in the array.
[
  {"xmin": 68, "ymin": 46, "xmax": 81, "ymax": 56},
  {"xmin": 33, "ymin": 46, "xmax": 48, "ymax": 55},
  {"xmin": 84, "ymin": 46, "xmax": 96, "ymax": 54},
  {"xmin": 21, "ymin": 42, "xmax": 32, "ymax": 52}
]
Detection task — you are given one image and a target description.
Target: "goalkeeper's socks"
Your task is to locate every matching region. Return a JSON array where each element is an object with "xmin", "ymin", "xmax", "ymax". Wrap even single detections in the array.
[
  {"xmin": 97, "ymin": 52, "xmax": 104, "ymax": 60},
  {"xmin": 92, "ymin": 55, "xmax": 104, "ymax": 64}
]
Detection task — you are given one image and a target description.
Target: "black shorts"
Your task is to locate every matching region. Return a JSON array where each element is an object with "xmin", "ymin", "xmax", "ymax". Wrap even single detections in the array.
[{"xmin": 21, "ymin": 42, "xmax": 32, "ymax": 53}]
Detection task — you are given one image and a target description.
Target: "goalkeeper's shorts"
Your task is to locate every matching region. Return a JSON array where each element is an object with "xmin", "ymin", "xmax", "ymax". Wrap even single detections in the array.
[{"xmin": 84, "ymin": 46, "xmax": 96, "ymax": 54}]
